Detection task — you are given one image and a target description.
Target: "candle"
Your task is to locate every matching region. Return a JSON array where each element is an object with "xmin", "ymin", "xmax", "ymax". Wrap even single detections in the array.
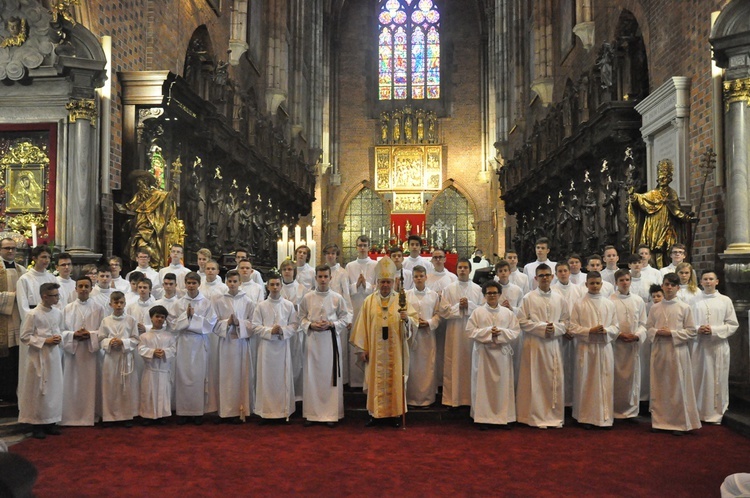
[
  {"xmin": 295, "ymin": 225, "xmax": 302, "ymax": 245},
  {"xmin": 287, "ymin": 240, "xmax": 294, "ymax": 260},
  {"xmin": 398, "ymin": 226, "xmax": 401, "ymax": 239},
  {"xmin": 282, "ymin": 225, "xmax": 289, "ymax": 244},
  {"xmin": 309, "ymin": 239, "xmax": 317, "ymax": 267},
  {"xmin": 277, "ymin": 240, "xmax": 285, "ymax": 268},
  {"xmin": 31, "ymin": 223, "xmax": 37, "ymax": 248},
  {"xmin": 306, "ymin": 225, "xmax": 313, "ymax": 244},
  {"xmin": 452, "ymin": 225, "xmax": 455, "ymax": 235}
]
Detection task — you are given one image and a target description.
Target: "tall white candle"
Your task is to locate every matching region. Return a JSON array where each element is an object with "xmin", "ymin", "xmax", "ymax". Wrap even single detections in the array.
[
  {"xmin": 277, "ymin": 240, "xmax": 284, "ymax": 268},
  {"xmin": 295, "ymin": 225, "xmax": 302, "ymax": 245},
  {"xmin": 309, "ymin": 239, "xmax": 317, "ymax": 267},
  {"xmin": 282, "ymin": 225, "xmax": 289, "ymax": 244},
  {"xmin": 306, "ymin": 225, "xmax": 313, "ymax": 244},
  {"xmin": 31, "ymin": 223, "xmax": 37, "ymax": 248},
  {"xmin": 287, "ymin": 240, "xmax": 295, "ymax": 259}
]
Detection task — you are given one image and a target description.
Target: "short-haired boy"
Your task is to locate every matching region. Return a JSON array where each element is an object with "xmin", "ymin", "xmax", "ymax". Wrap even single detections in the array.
[
  {"xmin": 138, "ymin": 305, "xmax": 176, "ymax": 424},
  {"xmin": 405, "ymin": 265, "xmax": 441, "ymax": 407}
]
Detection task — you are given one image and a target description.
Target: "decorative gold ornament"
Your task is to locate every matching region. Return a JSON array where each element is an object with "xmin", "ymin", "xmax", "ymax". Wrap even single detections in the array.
[
  {"xmin": 0, "ymin": 17, "xmax": 28, "ymax": 48},
  {"xmin": 171, "ymin": 156, "xmax": 183, "ymax": 175},
  {"xmin": 50, "ymin": 0, "xmax": 79, "ymax": 26},
  {"xmin": 5, "ymin": 213, "xmax": 46, "ymax": 239},
  {"xmin": 66, "ymin": 99, "xmax": 97, "ymax": 126},
  {"xmin": 723, "ymin": 78, "xmax": 750, "ymax": 111},
  {"xmin": 0, "ymin": 142, "xmax": 50, "ymax": 168}
]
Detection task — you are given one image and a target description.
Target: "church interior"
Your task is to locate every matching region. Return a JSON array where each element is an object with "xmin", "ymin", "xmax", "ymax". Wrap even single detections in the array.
[{"xmin": 2, "ymin": 0, "xmax": 750, "ymax": 495}]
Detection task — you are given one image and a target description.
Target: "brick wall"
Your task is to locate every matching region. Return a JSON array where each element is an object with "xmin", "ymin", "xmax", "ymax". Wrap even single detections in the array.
[{"xmin": 327, "ymin": 1, "xmax": 495, "ymax": 259}]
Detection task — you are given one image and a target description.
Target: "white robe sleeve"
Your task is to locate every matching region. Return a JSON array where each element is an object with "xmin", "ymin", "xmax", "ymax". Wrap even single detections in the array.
[
  {"xmin": 712, "ymin": 297, "xmax": 739, "ymax": 340},
  {"xmin": 20, "ymin": 313, "xmax": 46, "ymax": 349},
  {"xmin": 670, "ymin": 306, "xmax": 696, "ymax": 346}
]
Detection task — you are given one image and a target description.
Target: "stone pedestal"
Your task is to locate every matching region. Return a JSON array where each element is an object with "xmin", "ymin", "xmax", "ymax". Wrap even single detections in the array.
[{"xmin": 719, "ymin": 252, "xmax": 750, "ymax": 386}]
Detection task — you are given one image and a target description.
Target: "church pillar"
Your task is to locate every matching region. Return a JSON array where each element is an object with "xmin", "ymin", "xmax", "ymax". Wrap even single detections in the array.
[
  {"xmin": 723, "ymin": 78, "xmax": 750, "ymax": 253},
  {"xmin": 64, "ymin": 98, "xmax": 101, "ymax": 259}
]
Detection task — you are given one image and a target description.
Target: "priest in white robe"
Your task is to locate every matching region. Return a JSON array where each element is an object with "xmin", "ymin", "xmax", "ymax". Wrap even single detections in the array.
[
  {"xmin": 610, "ymin": 270, "xmax": 647, "ymax": 420},
  {"xmin": 647, "ymin": 273, "xmax": 701, "ymax": 434},
  {"xmin": 253, "ymin": 274, "xmax": 298, "ymax": 420},
  {"xmin": 61, "ymin": 277, "xmax": 105, "ymax": 426},
  {"xmin": 691, "ymin": 271, "xmax": 738, "ymax": 424},
  {"xmin": 570, "ymin": 272, "xmax": 619, "ymax": 428},
  {"xmin": 467, "ymin": 280, "xmax": 520, "ymax": 428},
  {"xmin": 405, "ymin": 265, "xmax": 441, "ymax": 407},
  {"xmin": 138, "ymin": 305, "xmax": 176, "ymax": 421},
  {"xmin": 0, "ymin": 238, "xmax": 25, "ymax": 407},
  {"xmin": 517, "ymin": 264, "xmax": 568, "ymax": 428},
  {"xmin": 439, "ymin": 259, "xmax": 483, "ymax": 407},
  {"xmin": 173, "ymin": 272, "xmax": 217, "ymax": 423},
  {"xmin": 299, "ymin": 265, "xmax": 351, "ymax": 426},
  {"xmin": 350, "ymin": 257, "xmax": 417, "ymax": 427}
]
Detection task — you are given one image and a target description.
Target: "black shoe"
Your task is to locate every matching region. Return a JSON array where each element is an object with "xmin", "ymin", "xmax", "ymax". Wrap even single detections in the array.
[
  {"xmin": 326, "ymin": 422, "xmax": 337, "ymax": 428},
  {"xmin": 158, "ymin": 418, "xmax": 168, "ymax": 425},
  {"xmin": 365, "ymin": 417, "xmax": 377, "ymax": 428},
  {"xmin": 123, "ymin": 420, "xmax": 134, "ymax": 428},
  {"xmin": 32, "ymin": 427, "xmax": 46, "ymax": 439},
  {"xmin": 193, "ymin": 416, "xmax": 203, "ymax": 426},
  {"xmin": 478, "ymin": 423, "xmax": 489, "ymax": 431},
  {"xmin": 303, "ymin": 420, "xmax": 313, "ymax": 427},
  {"xmin": 582, "ymin": 423, "xmax": 594, "ymax": 431},
  {"xmin": 391, "ymin": 417, "xmax": 401, "ymax": 428},
  {"xmin": 142, "ymin": 419, "xmax": 153, "ymax": 426},
  {"xmin": 45, "ymin": 424, "xmax": 62, "ymax": 435},
  {"xmin": 258, "ymin": 418, "xmax": 268, "ymax": 426},
  {"xmin": 177, "ymin": 416, "xmax": 188, "ymax": 425},
  {"xmin": 671, "ymin": 430, "xmax": 685, "ymax": 437}
]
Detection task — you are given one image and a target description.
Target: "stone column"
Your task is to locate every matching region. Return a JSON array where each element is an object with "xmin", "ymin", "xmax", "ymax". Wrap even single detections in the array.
[
  {"xmin": 64, "ymin": 98, "xmax": 100, "ymax": 257},
  {"xmin": 723, "ymin": 78, "xmax": 750, "ymax": 253}
]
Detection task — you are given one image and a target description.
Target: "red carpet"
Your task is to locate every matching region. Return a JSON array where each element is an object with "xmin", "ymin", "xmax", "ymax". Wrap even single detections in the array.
[{"xmin": 10, "ymin": 417, "xmax": 750, "ymax": 497}]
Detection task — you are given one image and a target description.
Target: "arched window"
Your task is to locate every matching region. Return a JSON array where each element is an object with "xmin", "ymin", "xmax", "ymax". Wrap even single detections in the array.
[
  {"xmin": 342, "ymin": 188, "xmax": 390, "ymax": 262},
  {"xmin": 426, "ymin": 186, "xmax": 476, "ymax": 257},
  {"xmin": 378, "ymin": 0, "xmax": 440, "ymax": 101}
]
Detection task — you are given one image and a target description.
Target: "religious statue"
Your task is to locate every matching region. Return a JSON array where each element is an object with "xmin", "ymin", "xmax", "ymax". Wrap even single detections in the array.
[
  {"xmin": 380, "ymin": 112, "xmax": 390, "ymax": 144},
  {"xmin": 116, "ymin": 170, "xmax": 181, "ymax": 268},
  {"xmin": 629, "ymin": 159, "xmax": 696, "ymax": 267},
  {"xmin": 404, "ymin": 111, "xmax": 413, "ymax": 143},
  {"xmin": 0, "ymin": 17, "xmax": 27, "ymax": 48},
  {"xmin": 392, "ymin": 110, "xmax": 402, "ymax": 143}
]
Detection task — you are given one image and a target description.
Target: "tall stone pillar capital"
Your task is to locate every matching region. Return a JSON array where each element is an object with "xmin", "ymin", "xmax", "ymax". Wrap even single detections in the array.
[
  {"xmin": 66, "ymin": 98, "xmax": 97, "ymax": 127},
  {"xmin": 724, "ymin": 77, "xmax": 750, "ymax": 111}
]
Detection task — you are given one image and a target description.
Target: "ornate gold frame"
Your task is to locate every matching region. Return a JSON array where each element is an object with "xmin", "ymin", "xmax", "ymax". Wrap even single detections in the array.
[
  {"xmin": 374, "ymin": 145, "xmax": 442, "ymax": 192},
  {"xmin": 5, "ymin": 164, "xmax": 45, "ymax": 213}
]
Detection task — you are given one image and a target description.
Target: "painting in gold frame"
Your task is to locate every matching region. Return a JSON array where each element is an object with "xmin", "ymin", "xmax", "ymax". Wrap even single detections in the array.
[{"xmin": 6, "ymin": 164, "xmax": 45, "ymax": 213}]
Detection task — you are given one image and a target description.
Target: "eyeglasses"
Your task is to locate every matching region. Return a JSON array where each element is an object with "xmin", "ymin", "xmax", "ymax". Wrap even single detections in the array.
[
  {"xmin": 537, "ymin": 274, "xmax": 553, "ymax": 278},
  {"xmin": 0, "ymin": 246, "xmax": 15, "ymax": 250},
  {"xmin": 432, "ymin": 255, "xmax": 445, "ymax": 260},
  {"xmin": 357, "ymin": 244, "xmax": 369, "ymax": 248},
  {"xmin": 485, "ymin": 291, "xmax": 499, "ymax": 295}
]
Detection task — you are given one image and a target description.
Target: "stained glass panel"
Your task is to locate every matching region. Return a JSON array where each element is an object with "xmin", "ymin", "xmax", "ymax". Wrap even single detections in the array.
[
  {"xmin": 426, "ymin": 186, "xmax": 476, "ymax": 257},
  {"xmin": 342, "ymin": 188, "xmax": 390, "ymax": 262},
  {"xmin": 377, "ymin": 0, "xmax": 440, "ymax": 101}
]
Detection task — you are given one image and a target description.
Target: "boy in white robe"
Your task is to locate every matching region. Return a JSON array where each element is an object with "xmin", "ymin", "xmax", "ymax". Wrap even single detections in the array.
[
  {"xmin": 691, "ymin": 271, "xmax": 738, "ymax": 424},
  {"xmin": 212, "ymin": 270, "xmax": 255, "ymax": 422},
  {"xmin": 523, "ymin": 237, "xmax": 557, "ymax": 290},
  {"xmin": 125, "ymin": 249, "xmax": 160, "ymax": 291},
  {"xmin": 89, "ymin": 266, "xmax": 115, "ymax": 310},
  {"xmin": 174, "ymin": 272, "xmax": 217, "ymax": 425},
  {"xmin": 610, "ymin": 269, "xmax": 647, "ymax": 420},
  {"xmin": 467, "ymin": 280, "xmax": 520, "ymax": 429},
  {"xmin": 99, "ymin": 291, "xmax": 139, "ymax": 426},
  {"xmin": 567, "ymin": 254, "xmax": 586, "ymax": 286},
  {"xmin": 280, "ymin": 259, "xmax": 307, "ymax": 400},
  {"xmin": 55, "ymin": 253, "xmax": 76, "ymax": 306},
  {"xmin": 406, "ymin": 265, "xmax": 440, "ymax": 407},
  {"xmin": 196, "ymin": 248, "xmax": 221, "ymax": 284},
  {"xmin": 647, "ymin": 272, "xmax": 701, "ymax": 435},
  {"xmin": 126, "ymin": 277, "xmax": 155, "ymax": 334},
  {"xmin": 505, "ymin": 250, "xmax": 530, "ymax": 294},
  {"xmin": 323, "ymin": 244, "xmax": 353, "ymax": 384},
  {"xmin": 439, "ymin": 258, "xmax": 483, "ymax": 407},
  {"xmin": 138, "ymin": 305, "xmax": 176, "ymax": 423},
  {"xmin": 61, "ymin": 277, "xmax": 105, "ymax": 426},
  {"xmin": 158, "ymin": 244, "xmax": 190, "ymax": 294},
  {"xmin": 601, "ymin": 246, "xmax": 619, "ymax": 285},
  {"xmin": 517, "ymin": 264, "xmax": 569, "ymax": 429},
  {"xmin": 253, "ymin": 274, "xmax": 298, "ymax": 421},
  {"xmin": 109, "ymin": 256, "xmax": 131, "ymax": 293},
  {"xmin": 345, "ymin": 235, "xmax": 377, "ymax": 388},
  {"xmin": 295, "ymin": 246, "xmax": 315, "ymax": 291},
  {"xmin": 155, "ymin": 273, "xmax": 181, "ymax": 329},
  {"xmin": 238, "ymin": 259, "xmax": 265, "ymax": 304},
  {"xmin": 637, "ymin": 244, "xmax": 663, "ymax": 287},
  {"xmin": 299, "ymin": 265, "xmax": 351, "ymax": 426},
  {"xmin": 234, "ymin": 248, "xmax": 264, "ymax": 285},
  {"xmin": 200, "ymin": 260, "xmax": 228, "ymax": 300},
  {"xmin": 494, "ymin": 259, "xmax": 524, "ymax": 385},
  {"xmin": 390, "ymin": 247, "xmax": 414, "ymax": 291},
  {"xmin": 570, "ymin": 271, "xmax": 619, "ymax": 428},
  {"xmin": 551, "ymin": 262, "xmax": 585, "ymax": 408},
  {"xmin": 579, "ymin": 255, "xmax": 615, "ymax": 298},
  {"xmin": 425, "ymin": 248, "xmax": 457, "ymax": 293},
  {"xmin": 16, "ymin": 245, "xmax": 56, "ymax": 321},
  {"xmin": 18, "ymin": 283, "xmax": 64, "ymax": 439},
  {"xmin": 402, "ymin": 235, "xmax": 434, "ymax": 273},
  {"xmin": 627, "ymin": 254, "xmax": 650, "ymax": 301}
]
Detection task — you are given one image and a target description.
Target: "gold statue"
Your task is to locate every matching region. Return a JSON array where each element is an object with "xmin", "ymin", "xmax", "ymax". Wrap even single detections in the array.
[
  {"xmin": 628, "ymin": 159, "xmax": 695, "ymax": 267},
  {"xmin": 116, "ymin": 170, "xmax": 181, "ymax": 268},
  {"xmin": 0, "ymin": 17, "xmax": 27, "ymax": 48}
]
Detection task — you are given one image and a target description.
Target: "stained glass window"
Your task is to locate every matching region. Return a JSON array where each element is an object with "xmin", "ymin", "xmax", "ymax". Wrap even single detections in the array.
[
  {"xmin": 342, "ymin": 188, "xmax": 390, "ymax": 262},
  {"xmin": 378, "ymin": 0, "xmax": 440, "ymax": 101},
  {"xmin": 426, "ymin": 186, "xmax": 476, "ymax": 258}
]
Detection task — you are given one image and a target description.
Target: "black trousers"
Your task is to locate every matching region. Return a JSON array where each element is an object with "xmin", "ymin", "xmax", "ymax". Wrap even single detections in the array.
[{"xmin": 0, "ymin": 346, "xmax": 19, "ymax": 402}]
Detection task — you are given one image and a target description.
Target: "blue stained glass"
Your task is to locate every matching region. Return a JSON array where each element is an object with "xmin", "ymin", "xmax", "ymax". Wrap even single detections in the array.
[{"xmin": 418, "ymin": 0, "xmax": 432, "ymax": 10}]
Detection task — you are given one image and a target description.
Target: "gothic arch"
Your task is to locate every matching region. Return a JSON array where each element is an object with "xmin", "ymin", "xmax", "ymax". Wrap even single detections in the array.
[
  {"xmin": 425, "ymin": 181, "xmax": 478, "ymax": 256},
  {"xmin": 338, "ymin": 183, "xmax": 390, "ymax": 261},
  {"xmin": 183, "ymin": 26, "xmax": 216, "ymax": 100},
  {"xmin": 426, "ymin": 179, "xmax": 480, "ymax": 223}
]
